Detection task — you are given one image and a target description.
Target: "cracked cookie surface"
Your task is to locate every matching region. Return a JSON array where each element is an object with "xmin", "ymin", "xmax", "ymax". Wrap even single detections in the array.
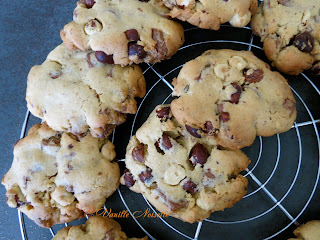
[
  {"xmin": 53, "ymin": 216, "xmax": 148, "ymax": 240},
  {"xmin": 288, "ymin": 220, "xmax": 320, "ymax": 240},
  {"xmin": 2, "ymin": 123, "xmax": 120, "ymax": 228},
  {"xmin": 60, "ymin": 0, "xmax": 184, "ymax": 66},
  {"xmin": 26, "ymin": 44, "xmax": 145, "ymax": 138},
  {"xmin": 120, "ymin": 105, "xmax": 250, "ymax": 223},
  {"xmin": 159, "ymin": 0, "xmax": 258, "ymax": 30},
  {"xmin": 251, "ymin": 0, "xmax": 320, "ymax": 75},
  {"xmin": 171, "ymin": 49, "xmax": 297, "ymax": 150}
]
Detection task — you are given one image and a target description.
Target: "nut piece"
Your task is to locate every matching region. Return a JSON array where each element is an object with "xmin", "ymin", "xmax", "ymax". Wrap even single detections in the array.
[
  {"xmin": 84, "ymin": 19, "xmax": 102, "ymax": 35},
  {"xmin": 164, "ymin": 164, "xmax": 186, "ymax": 185},
  {"xmin": 229, "ymin": 56, "xmax": 247, "ymax": 70},
  {"xmin": 214, "ymin": 64, "xmax": 229, "ymax": 79}
]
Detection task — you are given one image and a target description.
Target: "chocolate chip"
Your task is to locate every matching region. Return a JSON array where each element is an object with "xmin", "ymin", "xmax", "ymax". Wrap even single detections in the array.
[
  {"xmin": 68, "ymin": 144, "xmax": 73, "ymax": 149},
  {"xmin": 311, "ymin": 61, "xmax": 320, "ymax": 75},
  {"xmin": 83, "ymin": 0, "xmax": 96, "ymax": 8},
  {"xmin": 244, "ymin": 69, "xmax": 264, "ymax": 83},
  {"xmin": 219, "ymin": 112, "xmax": 230, "ymax": 122},
  {"xmin": 139, "ymin": 0, "xmax": 150, "ymax": 2},
  {"xmin": 203, "ymin": 121, "xmax": 216, "ymax": 135},
  {"xmin": 230, "ymin": 83, "xmax": 242, "ymax": 104},
  {"xmin": 95, "ymin": 51, "xmax": 114, "ymax": 64},
  {"xmin": 128, "ymin": 43, "xmax": 146, "ymax": 59},
  {"xmin": 124, "ymin": 169, "xmax": 135, "ymax": 187},
  {"xmin": 183, "ymin": 180, "xmax": 198, "ymax": 194},
  {"xmin": 161, "ymin": 134, "xmax": 172, "ymax": 150},
  {"xmin": 42, "ymin": 135, "xmax": 61, "ymax": 147},
  {"xmin": 139, "ymin": 167, "xmax": 153, "ymax": 183},
  {"xmin": 132, "ymin": 144, "xmax": 145, "ymax": 163},
  {"xmin": 190, "ymin": 143, "xmax": 210, "ymax": 166},
  {"xmin": 152, "ymin": 28, "xmax": 168, "ymax": 58},
  {"xmin": 156, "ymin": 107, "xmax": 170, "ymax": 120},
  {"xmin": 293, "ymin": 32, "xmax": 314, "ymax": 53},
  {"xmin": 185, "ymin": 125, "xmax": 201, "ymax": 138},
  {"xmin": 125, "ymin": 29, "xmax": 140, "ymax": 41}
]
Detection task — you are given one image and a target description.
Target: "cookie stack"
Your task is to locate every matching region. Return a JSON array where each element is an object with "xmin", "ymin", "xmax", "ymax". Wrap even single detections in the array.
[{"xmin": 3, "ymin": 0, "xmax": 318, "ymax": 238}]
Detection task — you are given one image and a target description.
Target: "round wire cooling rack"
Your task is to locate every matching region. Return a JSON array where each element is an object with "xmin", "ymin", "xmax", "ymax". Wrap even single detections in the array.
[{"xmin": 16, "ymin": 11, "xmax": 320, "ymax": 240}]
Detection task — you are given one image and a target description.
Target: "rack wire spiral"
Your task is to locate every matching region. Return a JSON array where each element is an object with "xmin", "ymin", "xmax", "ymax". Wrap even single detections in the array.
[{"xmin": 16, "ymin": 1, "xmax": 320, "ymax": 239}]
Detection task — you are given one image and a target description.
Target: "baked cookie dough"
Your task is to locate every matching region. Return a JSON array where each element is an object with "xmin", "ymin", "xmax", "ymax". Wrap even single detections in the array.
[
  {"xmin": 52, "ymin": 215, "xmax": 148, "ymax": 240},
  {"xmin": 289, "ymin": 220, "xmax": 320, "ymax": 240},
  {"xmin": 2, "ymin": 123, "xmax": 120, "ymax": 228},
  {"xmin": 171, "ymin": 49, "xmax": 297, "ymax": 150},
  {"xmin": 251, "ymin": 0, "xmax": 320, "ymax": 75},
  {"xmin": 26, "ymin": 44, "xmax": 145, "ymax": 138},
  {"xmin": 160, "ymin": 0, "xmax": 258, "ymax": 30},
  {"xmin": 60, "ymin": 0, "xmax": 184, "ymax": 66},
  {"xmin": 120, "ymin": 105, "xmax": 250, "ymax": 223}
]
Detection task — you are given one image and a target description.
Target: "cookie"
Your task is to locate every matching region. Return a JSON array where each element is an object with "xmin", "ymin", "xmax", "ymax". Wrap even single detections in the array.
[
  {"xmin": 288, "ymin": 220, "xmax": 320, "ymax": 240},
  {"xmin": 52, "ymin": 215, "xmax": 148, "ymax": 240},
  {"xmin": 2, "ymin": 123, "xmax": 120, "ymax": 228},
  {"xmin": 60, "ymin": 0, "xmax": 184, "ymax": 66},
  {"xmin": 171, "ymin": 49, "xmax": 297, "ymax": 150},
  {"xmin": 120, "ymin": 104, "xmax": 250, "ymax": 223},
  {"xmin": 26, "ymin": 44, "xmax": 146, "ymax": 138},
  {"xmin": 251, "ymin": 0, "xmax": 320, "ymax": 75},
  {"xmin": 159, "ymin": 0, "xmax": 258, "ymax": 30}
]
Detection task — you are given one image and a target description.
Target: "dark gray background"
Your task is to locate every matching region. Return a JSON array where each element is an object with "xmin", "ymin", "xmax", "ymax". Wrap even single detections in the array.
[
  {"xmin": 1, "ymin": 1, "xmax": 320, "ymax": 240},
  {"xmin": 0, "ymin": 1, "xmax": 76, "ymax": 239}
]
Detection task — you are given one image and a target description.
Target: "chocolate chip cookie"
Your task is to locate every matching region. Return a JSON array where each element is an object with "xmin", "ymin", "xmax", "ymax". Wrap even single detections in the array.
[
  {"xmin": 251, "ymin": 0, "xmax": 320, "ymax": 75},
  {"xmin": 53, "ymin": 216, "xmax": 148, "ymax": 240},
  {"xmin": 159, "ymin": 0, "xmax": 258, "ymax": 30},
  {"xmin": 60, "ymin": 0, "xmax": 184, "ymax": 66},
  {"xmin": 26, "ymin": 44, "xmax": 146, "ymax": 138},
  {"xmin": 171, "ymin": 49, "xmax": 297, "ymax": 150},
  {"xmin": 289, "ymin": 220, "xmax": 320, "ymax": 240},
  {"xmin": 2, "ymin": 123, "xmax": 120, "ymax": 228},
  {"xmin": 120, "ymin": 105, "xmax": 250, "ymax": 223}
]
